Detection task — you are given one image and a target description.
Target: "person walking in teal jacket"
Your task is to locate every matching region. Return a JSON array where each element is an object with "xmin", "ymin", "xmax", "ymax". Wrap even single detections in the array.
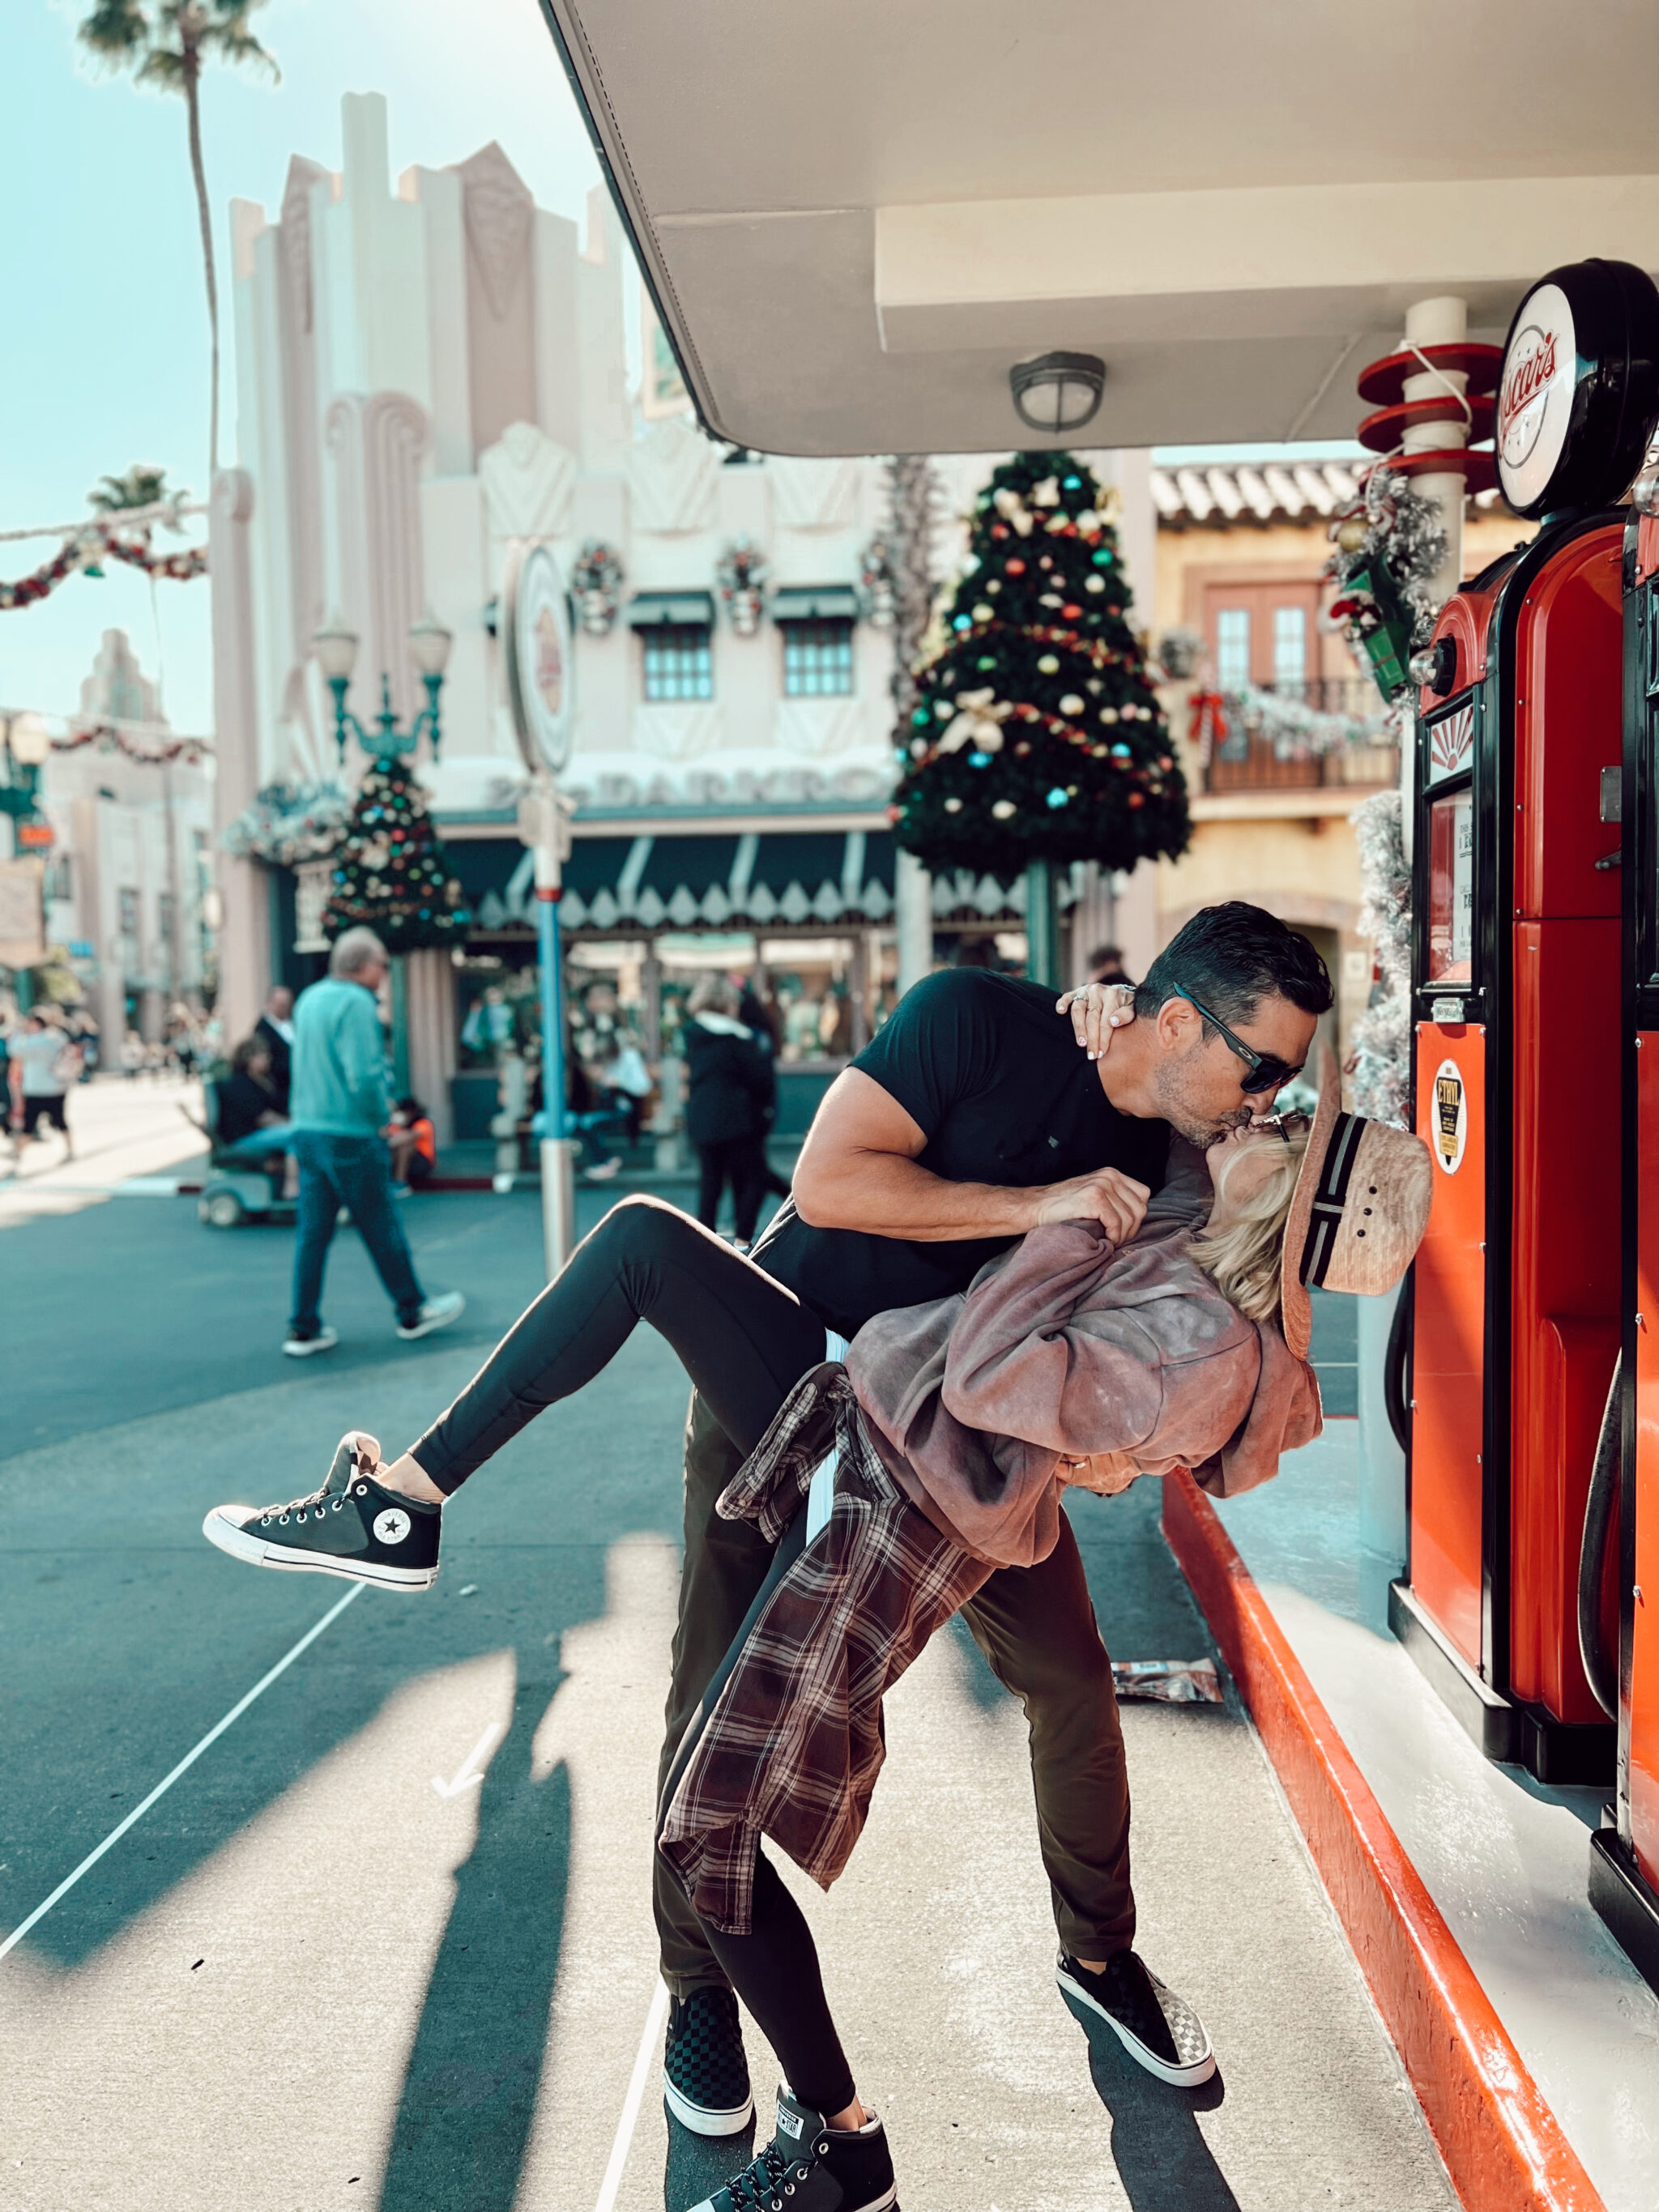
[{"xmin": 284, "ymin": 927, "xmax": 464, "ymax": 1357}]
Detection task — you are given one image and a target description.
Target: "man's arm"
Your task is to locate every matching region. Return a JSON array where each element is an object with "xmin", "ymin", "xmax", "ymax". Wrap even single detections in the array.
[
  {"xmin": 339, "ymin": 993, "xmax": 392, "ymax": 1130},
  {"xmin": 790, "ymin": 1068, "xmax": 1149, "ymax": 1246}
]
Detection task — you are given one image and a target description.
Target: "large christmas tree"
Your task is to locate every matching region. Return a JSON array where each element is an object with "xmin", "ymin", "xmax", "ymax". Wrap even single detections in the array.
[
  {"xmin": 321, "ymin": 753, "xmax": 470, "ymax": 953},
  {"xmin": 890, "ymin": 452, "xmax": 1189, "ymax": 876}
]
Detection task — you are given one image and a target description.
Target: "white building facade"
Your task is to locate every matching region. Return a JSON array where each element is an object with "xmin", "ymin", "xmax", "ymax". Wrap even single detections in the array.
[
  {"xmin": 213, "ymin": 94, "xmax": 1156, "ymax": 1139},
  {"xmin": 23, "ymin": 629, "xmax": 215, "ymax": 1048}
]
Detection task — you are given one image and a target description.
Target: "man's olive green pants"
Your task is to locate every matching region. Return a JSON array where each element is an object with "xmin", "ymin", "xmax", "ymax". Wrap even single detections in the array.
[{"xmin": 654, "ymin": 1392, "xmax": 1137, "ymax": 1996}]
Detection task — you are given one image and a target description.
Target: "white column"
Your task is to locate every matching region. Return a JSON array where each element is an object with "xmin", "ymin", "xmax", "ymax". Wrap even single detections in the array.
[
  {"xmin": 209, "ymin": 467, "xmax": 271, "ymax": 1044},
  {"xmin": 895, "ymin": 849, "xmax": 932, "ymax": 995},
  {"xmin": 1401, "ymin": 296, "xmax": 1469, "ymax": 611}
]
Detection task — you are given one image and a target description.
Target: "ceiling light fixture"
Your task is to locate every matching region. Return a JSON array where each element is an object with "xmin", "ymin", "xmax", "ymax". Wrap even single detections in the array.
[{"xmin": 1009, "ymin": 351, "xmax": 1106, "ymax": 435}]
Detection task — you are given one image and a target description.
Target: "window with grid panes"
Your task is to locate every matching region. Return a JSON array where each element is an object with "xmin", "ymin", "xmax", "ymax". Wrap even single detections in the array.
[
  {"xmin": 781, "ymin": 618, "xmax": 855, "ymax": 697},
  {"xmin": 641, "ymin": 623, "xmax": 713, "ymax": 701}
]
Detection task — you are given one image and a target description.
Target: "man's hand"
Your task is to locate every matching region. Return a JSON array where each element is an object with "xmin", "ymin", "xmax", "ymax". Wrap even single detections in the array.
[
  {"xmin": 1055, "ymin": 982, "xmax": 1137, "ymax": 1062},
  {"xmin": 1029, "ymin": 1166, "xmax": 1149, "ymax": 1244}
]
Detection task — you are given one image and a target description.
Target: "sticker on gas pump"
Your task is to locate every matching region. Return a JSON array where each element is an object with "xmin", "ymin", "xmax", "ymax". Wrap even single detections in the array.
[{"xmin": 1432, "ymin": 1059, "xmax": 1467, "ymax": 1174}]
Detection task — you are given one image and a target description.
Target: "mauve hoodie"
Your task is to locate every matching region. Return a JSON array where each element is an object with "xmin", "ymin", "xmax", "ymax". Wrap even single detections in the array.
[{"xmin": 844, "ymin": 1140, "xmax": 1324, "ymax": 1569}]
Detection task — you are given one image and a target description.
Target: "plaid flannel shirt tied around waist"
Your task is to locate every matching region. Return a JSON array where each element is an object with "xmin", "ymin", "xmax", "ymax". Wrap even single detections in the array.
[{"xmin": 658, "ymin": 1362, "xmax": 992, "ymax": 1935}]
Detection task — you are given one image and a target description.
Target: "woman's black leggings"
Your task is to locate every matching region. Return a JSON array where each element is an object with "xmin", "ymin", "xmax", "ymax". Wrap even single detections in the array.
[
  {"xmin": 409, "ymin": 1196, "xmax": 856, "ymax": 2113},
  {"xmin": 412, "ymin": 1194, "xmax": 823, "ymax": 1490}
]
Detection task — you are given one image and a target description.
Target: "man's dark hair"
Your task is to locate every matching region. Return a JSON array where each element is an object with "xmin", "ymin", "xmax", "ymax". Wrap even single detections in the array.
[{"xmin": 1135, "ymin": 902, "xmax": 1333, "ymax": 1031}]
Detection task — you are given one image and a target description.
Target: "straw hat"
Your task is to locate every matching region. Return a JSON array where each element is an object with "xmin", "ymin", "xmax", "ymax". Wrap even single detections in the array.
[{"xmin": 1279, "ymin": 1051, "xmax": 1433, "ymax": 1361}]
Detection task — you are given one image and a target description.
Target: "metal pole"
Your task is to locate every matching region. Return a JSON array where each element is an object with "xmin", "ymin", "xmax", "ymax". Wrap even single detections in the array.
[
  {"xmin": 388, "ymin": 953, "xmax": 412, "ymax": 1097},
  {"xmin": 535, "ymin": 852, "xmax": 577, "ymax": 1280},
  {"xmin": 1025, "ymin": 859, "xmax": 1061, "ymax": 990}
]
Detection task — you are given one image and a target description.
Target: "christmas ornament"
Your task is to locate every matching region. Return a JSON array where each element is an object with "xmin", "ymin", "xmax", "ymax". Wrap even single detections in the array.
[
  {"xmin": 1323, "ymin": 464, "xmax": 1448, "ymax": 701},
  {"xmin": 716, "ymin": 538, "xmax": 769, "ymax": 633}
]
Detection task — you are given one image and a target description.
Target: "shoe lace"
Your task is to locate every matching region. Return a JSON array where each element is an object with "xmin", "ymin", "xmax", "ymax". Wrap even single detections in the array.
[
  {"xmin": 258, "ymin": 1443, "xmax": 371, "ymax": 1523},
  {"xmin": 722, "ymin": 2140, "xmax": 810, "ymax": 2210}
]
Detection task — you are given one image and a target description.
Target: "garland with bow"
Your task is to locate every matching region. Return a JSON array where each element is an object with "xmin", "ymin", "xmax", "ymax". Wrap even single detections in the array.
[
  {"xmin": 0, "ymin": 523, "xmax": 208, "ymax": 611},
  {"xmin": 50, "ymin": 720, "xmax": 212, "ymax": 766}
]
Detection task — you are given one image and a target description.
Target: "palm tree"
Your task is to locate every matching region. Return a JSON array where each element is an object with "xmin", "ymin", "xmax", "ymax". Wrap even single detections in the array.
[{"xmin": 78, "ymin": 3, "xmax": 279, "ymax": 480}]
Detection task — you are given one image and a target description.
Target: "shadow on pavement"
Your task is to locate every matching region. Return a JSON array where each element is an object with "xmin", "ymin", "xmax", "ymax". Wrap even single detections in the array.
[
  {"xmin": 1066, "ymin": 1997, "xmax": 1239, "ymax": 2212},
  {"xmin": 378, "ymin": 1661, "xmax": 572, "ymax": 2212},
  {"xmin": 663, "ymin": 2108, "xmax": 757, "ymax": 2210}
]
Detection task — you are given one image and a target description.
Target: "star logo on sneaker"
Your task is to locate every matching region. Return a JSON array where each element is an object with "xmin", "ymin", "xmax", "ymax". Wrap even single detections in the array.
[{"xmin": 373, "ymin": 1507, "xmax": 412, "ymax": 1545}]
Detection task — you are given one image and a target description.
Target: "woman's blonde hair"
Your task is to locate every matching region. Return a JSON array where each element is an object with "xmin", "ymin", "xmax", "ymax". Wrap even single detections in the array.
[{"xmin": 1188, "ymin": 1127, "xmax": 1310, "ymax": 1324}]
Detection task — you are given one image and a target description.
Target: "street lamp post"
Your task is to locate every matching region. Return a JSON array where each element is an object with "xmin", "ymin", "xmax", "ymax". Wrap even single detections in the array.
[
  {"xmin": 313, "ymin": 615, "xmax": 453, "ymax": 765},
  {"xmin": 312, "ymin": 617, "xmax": 454, "ymax": 1093}
]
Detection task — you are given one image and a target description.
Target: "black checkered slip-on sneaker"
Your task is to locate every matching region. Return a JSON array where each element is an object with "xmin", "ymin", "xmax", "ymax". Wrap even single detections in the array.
[
  {"xmin": 1057, "ymin": 1948, "xmax": 1216, "ymax": 2087},
  {"xmin": 202, "ymin": 1432, "xmax": 441, "ymax": 1591},
  {"xmin": 663, "ymin": 1985, "xmax": 753, "ymax": 2136},
  {"xmin": 685, "ymin": 2087, "xmax": 896, "ymax": 2212}
]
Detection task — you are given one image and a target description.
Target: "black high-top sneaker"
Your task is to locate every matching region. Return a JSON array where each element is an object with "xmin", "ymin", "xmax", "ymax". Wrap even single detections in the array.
[
  {"xmin": 202, "ymin": 1433, "xmax": 441, "ymax": 1591},
  {"xmin": 687, "ymin": 2087, "xmax": 896, "ymax": 2212},
  {"xmin": 663, "ymin": 1985, "xmax": 753, "ymax": 2136},
  {"xmin": 1057, "ymin": 1947, "xmax": 1216, "ymax": 2086}
]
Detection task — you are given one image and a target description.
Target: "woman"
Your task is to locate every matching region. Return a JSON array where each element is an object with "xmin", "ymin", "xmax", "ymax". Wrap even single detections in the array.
[
  {"xmin": 214, "ymin": 1035, "xmax": 297, "ymax": 1197},
  {"xmin": 682, "ymin": 974, "xmax": 774, "ymax": 1247},
  {"xmin": 202, "ymin": 1057, "xmax": 1431, "ymax": 2212}
]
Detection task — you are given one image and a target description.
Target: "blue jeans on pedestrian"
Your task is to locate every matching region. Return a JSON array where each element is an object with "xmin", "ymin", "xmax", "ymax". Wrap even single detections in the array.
[{"xmin": 289, "ymin": 1130, "xmax": 425, "ymax": 1339}]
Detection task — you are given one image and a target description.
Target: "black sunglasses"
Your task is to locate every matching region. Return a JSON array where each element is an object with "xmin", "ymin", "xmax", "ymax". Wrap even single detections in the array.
[{"xmin": 1171, "ymin": 982, "xmax": 1304, "ymax": 1097}]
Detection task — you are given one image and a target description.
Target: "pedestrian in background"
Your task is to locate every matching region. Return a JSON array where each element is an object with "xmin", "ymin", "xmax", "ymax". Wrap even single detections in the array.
[
  {"xmin": 739, "ymin": 977, "xmax": 791, "ymax": 1203},
  {"xmin": 390, "ymin": 1096, "xmax": 437, "ymax": 1190},
  {"xmin": 283, "ymin": 927, "xmax": 463, "ymax": 1358},
  {"xmin": 8, "ymin": 1008, "xmax": 78, "ymax": 1161},
  {"xmin": 684, "ymin": 974, "xmax": 772, "ymax": 1248},
  {"xmin": 1087, "ymin": 943, "xmax": 1133, "ymax": 987},
  {"xmin": 254, "ymin": 984, "xmax": 296, "ymax": 1111}
]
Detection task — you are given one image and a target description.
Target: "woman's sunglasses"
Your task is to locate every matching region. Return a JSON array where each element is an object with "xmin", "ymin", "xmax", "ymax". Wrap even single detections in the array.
[{"xmin": 1171, "ymin": 982, "xmax": 1306, "ymax": 1098}]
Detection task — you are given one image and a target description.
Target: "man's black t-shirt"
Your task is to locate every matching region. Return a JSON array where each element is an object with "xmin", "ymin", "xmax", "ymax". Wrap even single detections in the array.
[{"xmin": 750, "ymin": 969, "xmax": 1170, "ymax": 1339}]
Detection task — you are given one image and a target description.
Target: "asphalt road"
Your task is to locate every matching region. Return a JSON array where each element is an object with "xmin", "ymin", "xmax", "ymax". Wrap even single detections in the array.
[{"xmin": 0, "ymin": 1183, "xmax": 1444, "ymax": 2212}]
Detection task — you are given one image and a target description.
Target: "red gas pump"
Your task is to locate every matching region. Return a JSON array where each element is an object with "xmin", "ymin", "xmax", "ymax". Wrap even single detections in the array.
[
  {"xmin": 1392, "ymin": 260, "xmax": 1659, "ymax": 1785},
  {"xmin": 1588, "ymin": 485, "xmax": 1659, "ymax": 1993}
]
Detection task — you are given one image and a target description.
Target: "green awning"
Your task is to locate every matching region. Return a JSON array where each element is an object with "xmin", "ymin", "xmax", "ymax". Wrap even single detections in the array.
[
  {"xmin": 770, "ymin": 586, "xmax": 860, "ymax": 623},
  {"xmin": 626, "ymin": 590, "xmax": 715, "ymax": 629}
]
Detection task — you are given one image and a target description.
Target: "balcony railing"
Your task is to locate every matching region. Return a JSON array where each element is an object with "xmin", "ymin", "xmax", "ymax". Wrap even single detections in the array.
[{"xmin": 1201, "ymin": 678, "xmax": 1397, "ymax": 796}]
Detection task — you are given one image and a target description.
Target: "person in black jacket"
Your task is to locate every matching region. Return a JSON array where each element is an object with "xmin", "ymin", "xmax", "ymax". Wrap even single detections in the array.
[
  {"xmin": 254, "ymin": 986, "xmax": 296, "ymax": 1114},
  {"xmin": 684, "ymin": 976, "xmax": 773, "ymax": 1246}
]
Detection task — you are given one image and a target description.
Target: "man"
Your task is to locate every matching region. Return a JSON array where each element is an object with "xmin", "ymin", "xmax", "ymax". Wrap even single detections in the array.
[
  {"xmin": 255, "ymin": 984, "xmax": 296, "ymax": 1113},
  {"xmin": 8, "ymin": 1008, "xmax": 77, "ymax": 1161},
  {"xmin": 655, "ymin": 901, "xmax": 1330, "ymax": 2133},
  {"xmin": 284, "ymin": 928, "xmax": 464, "ymax": 1358}
]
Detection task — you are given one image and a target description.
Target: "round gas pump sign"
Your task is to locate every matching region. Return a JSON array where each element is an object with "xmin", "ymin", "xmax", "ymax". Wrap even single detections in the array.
[
  {"xmin": 1431, "ymin": 1059, "xmax": 1468, "ymax": 1175},
  {"xmin": 1496, "ymin": 259, "xmax": 1659, "ymax": 517}
]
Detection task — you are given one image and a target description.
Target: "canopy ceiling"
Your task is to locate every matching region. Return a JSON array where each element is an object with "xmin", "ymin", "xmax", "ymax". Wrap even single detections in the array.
[{"xmin": 537, "ymin": 0, "xmax": 1659, "ymax": 454}]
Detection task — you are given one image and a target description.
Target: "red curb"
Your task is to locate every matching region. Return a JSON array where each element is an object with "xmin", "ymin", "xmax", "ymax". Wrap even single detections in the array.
[{"xmin": 1162, "ymin": 1468, "xmax": 1604, "ymax": 2212}]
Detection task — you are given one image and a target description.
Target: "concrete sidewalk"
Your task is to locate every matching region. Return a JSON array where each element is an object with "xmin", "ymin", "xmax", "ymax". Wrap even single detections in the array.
[
  {"xmin": 0, "ymin": 1183, "xmax": 1453, "ymax": 2210},
  {"xmin": 0, "ymin": 1073, "xmax": 208, "ymax": 1231}
]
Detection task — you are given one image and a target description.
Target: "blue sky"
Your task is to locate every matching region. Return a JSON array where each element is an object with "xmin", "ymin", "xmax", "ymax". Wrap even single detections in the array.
[
  {"xmin": 2, "ymin": 0, "xmax": 603, "ymax": 735},
  {"xmin": 1, "ymin": 4, "xmax": 1368, "ymax": 743}
]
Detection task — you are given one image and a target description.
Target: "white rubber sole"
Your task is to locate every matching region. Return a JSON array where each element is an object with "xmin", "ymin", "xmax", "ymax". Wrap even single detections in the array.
[
  {"xmin": 201, "ymin": 1507, "xmax": 437, "ymax": 1590},
  {"xmin": 1056, "ymin": 1966, "xmax": 1217, "ymax": 2087},
  {"xmin": 662, "ymin": 2071, "xmax": 753, "ymax": 2137}
]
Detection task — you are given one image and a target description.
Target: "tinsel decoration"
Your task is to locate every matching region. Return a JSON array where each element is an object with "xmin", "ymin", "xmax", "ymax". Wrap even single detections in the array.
[
  {"xmin": 569, "ymin": 540, "xmax": 625, "ymax": 636},
  {"xmin": 857, "ymin": 532, "xmax": 898, "ymax": 627},
  {"xmin": 320, "ymin": 756, "xmax": 471, "ymax": 953},
  {"xmin": 1156, "ymin": 627, "xmax": 1204, "ymax": 680},
  {"xmin": 1346, "ymin": 787, "xmax": 1412, "ymax": 1127},
  {"xmin": 1323, "ymin": 465, "xmax": 1447, "ymax": 701},
  {"xmin": 715, "ymin": 538, "xmax": 768, "ymax": 634},
  {"xmin": 889, "ymin": 451, "xmax": 1190, "ymax": 874},
  {"xmin": 884, "ymin": 454, "xmax": 942, "ymax": 734},
  {"xmin": 223, "ymin": 779, "xmax": 352, "ymax": 865}
]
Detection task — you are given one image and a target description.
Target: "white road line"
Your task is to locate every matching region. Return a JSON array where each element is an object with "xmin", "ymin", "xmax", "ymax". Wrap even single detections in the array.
[
  {"xmin": 593, "ymin": 1977, "xmax": 670, "ymax": 2212},
  {"xmin": 431, "ymin": 1720, "xmax": 503, "ymax": 1798},
  {"xmin": 0, "ymin": 1581, "xmax": 364, "ymax": 1965}
]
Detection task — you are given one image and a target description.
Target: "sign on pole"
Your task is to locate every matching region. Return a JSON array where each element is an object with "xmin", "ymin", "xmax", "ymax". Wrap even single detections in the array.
[
  {"xmin": 501, "ymin": 539, "xmax": 579, "ymax": 1276},
  {"xmin": 0, "ymin": 857, "xmax": 45, "ymax": 972}
]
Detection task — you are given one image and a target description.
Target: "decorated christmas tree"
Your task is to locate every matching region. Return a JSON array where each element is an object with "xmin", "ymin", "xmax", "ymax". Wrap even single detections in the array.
[
  {"xmin": 321, "ymin": 754, "xmax": 470, "ymax": 953},
  {"xmin": 890, "ymin": 451, "xmax": 1190, "ymax": 876}
]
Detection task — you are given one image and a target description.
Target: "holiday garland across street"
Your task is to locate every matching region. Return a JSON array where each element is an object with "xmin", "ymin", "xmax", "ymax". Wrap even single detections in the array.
[
  {"xmin": 0, "ymin": 522, "xmax": 207, "ymax": 611},
  {"xmin": 890, "ymin": 451, "xmax": 1190, "ymax": 876},
  {"xmin": 320, "ymin": 755, "xmax": 471, "ymax": 954}
]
